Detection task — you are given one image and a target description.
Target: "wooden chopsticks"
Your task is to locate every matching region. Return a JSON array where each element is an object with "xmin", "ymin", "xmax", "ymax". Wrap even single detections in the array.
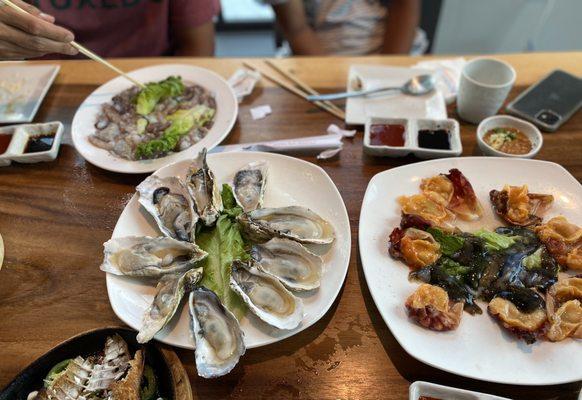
[
  {"xmin": 243, "ymin": 61, "xmax": 345, "ymax": 121},
  {"xmin": 1, "ymin": 0, "xmax": 145, "ymax": 89}
]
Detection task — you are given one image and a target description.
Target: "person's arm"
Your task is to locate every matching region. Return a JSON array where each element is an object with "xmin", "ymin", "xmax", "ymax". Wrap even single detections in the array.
[
  {"xmin": 0, "ymin": 0, "xmax": 77, "ymax": 59},
  {"xmin": 381, "ymin": 0, "xmax": 420, "ymax": 54},
  {"xmin": 173, "ymin": 20, "xmax": 215, "ymax": 57},
  {"xmin": 271, "ymin": 0, "xmax": 325, "ymax": 56}
]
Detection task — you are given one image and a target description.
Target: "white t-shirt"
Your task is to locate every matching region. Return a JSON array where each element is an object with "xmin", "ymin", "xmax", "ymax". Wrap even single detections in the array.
[{"xmin": 266, "ymin": 0, "xmax": 388, "ymax": 55}]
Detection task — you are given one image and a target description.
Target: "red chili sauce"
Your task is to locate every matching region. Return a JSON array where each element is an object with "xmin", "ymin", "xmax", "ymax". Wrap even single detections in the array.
[
  {"xmin": 369, "ymin": 124, "xmax": 406, "ymax": 147},
  {"xmin": 0, "ymin": 134, "xmax": 12, "ymax": 155}
]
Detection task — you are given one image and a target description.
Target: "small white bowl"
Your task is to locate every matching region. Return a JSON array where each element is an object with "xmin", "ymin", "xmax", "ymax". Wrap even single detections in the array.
[
  {"xmin": 363, "ymin": 117, "xmax": 412, "ymax": 157},
  {"xmin": 410, "ymin": 381, "xmax": 510, "ymax": 400},
  {"xmin": 477, "ymin": 115, "xmax": 542, "ymax": 158}
]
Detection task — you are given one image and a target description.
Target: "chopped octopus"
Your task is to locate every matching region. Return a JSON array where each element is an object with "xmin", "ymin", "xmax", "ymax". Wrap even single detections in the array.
[
  {"xmin": 545, "ymin": 276, "xmax": 582, "ymax": 341},
  {"xmin": 405, "ymin": 284, "xmax": 464, "ymax": 331},
  {"xmin": 489, "ymin": 185, "xmax": 553, "ymax": 226},
  {"xmin": 389, "ymin": 228, "xmax": 441, "ymax": 270},
  {"xmin": 420, "ymin": 168, "xmax": 484, "ymax": 221},
  {"xmin": 534, "ymin": 216, "xmax": 582, "ymax": 270}
]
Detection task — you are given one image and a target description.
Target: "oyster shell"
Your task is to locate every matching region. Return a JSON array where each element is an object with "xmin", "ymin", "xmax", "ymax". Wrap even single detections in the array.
[
  {"xmin": 230, "ymin": 260, "xmax": 303, "ymax": 330},
  {"xmin": 251, "ymin": 238, "xmax": 323, "ymax": 291},
  {"xmin": 238, "ymin": 206, "xmax": 335, "ymax": 245},
  {"xmin": 137, "ymin": 267, "xmax": 203, "ymax": 343},
  {"xmin": 100, "ymin": 236, "xmax": 207, "ymax": 278},
  {"xmin": 233, "ymin": 161, "xmax": 268, "ymax": 212},
  {"xmin": 189, "ymin": 287, "xmax": 246, "ymax": 378},
  {"xmin": 185, "ymin": 148, "xmax": 223, "ymax": 226},
  {"xmin": 137, "ymin": 175, "xmax": 198, "ymax": 241}
]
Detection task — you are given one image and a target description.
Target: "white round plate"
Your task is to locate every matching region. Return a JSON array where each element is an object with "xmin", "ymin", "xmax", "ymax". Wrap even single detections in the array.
[
  {"xmin": 72, "ymin": 64, "xmax": 238, "ymax": 174},
  {"xmin": 107, "ymin": 151, "xmax": 351, "ymax": 349},
  {"xmin": 359, "ymin": 157, "xmax": 582, "ymax": 385}
]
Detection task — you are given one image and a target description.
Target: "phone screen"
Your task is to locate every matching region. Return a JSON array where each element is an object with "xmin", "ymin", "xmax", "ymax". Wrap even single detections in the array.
[{"xmin": 511, "ymin": 70, "xmax": 582, "ymax": 120}]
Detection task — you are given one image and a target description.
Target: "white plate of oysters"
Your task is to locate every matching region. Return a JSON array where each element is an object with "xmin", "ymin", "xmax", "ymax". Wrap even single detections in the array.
[{"xmin": 100, "ymin": 150, "xmax": 350, "ymax": 377}]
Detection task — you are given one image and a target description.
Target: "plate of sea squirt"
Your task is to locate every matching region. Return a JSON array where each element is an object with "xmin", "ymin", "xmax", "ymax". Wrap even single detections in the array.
[
  {"xmin": 359, "ymin": 157, "xmax": 582, "ymax": 385},
  {"xmin": 101, "ymin": 150, "xmax": 350, "ymax": 377}
]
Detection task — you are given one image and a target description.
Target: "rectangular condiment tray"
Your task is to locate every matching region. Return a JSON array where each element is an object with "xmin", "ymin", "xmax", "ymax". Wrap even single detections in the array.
[{"xmin": 0, "ymin": 121, "xmax": 63, "ymax": 166}]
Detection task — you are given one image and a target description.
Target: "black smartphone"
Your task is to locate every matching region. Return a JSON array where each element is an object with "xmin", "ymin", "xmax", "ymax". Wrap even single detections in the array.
[{"xmin": 506, "ymin": 70, "xmax": 582, "ymax": 132}]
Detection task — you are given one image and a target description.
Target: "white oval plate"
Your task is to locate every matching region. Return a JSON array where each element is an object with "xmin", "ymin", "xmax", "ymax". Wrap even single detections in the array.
[
  {"xmin": 72, "ymin": 64, "xmax": 238, "ymax": 174},
  {"xmin": 359, "ymin": 157, "xmax": 582, "ymax": 385},
  {"xmin": 107, "ymin": 151, "xmax": 351, "ymax": 349}
]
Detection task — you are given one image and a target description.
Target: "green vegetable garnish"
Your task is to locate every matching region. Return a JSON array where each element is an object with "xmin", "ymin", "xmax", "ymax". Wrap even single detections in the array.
[
  {"xmin": 136, "ymin": 76, "xmax": 184, "ymax": 116},
  {"xmin": 44, "ymin": 359, "xmax": 72, "ymax": 388},
  {"xmin": 474, "ymin": 228, "xmax": 517, "ymax": 251},
  {"xmin": 439, "ymin": 257, "xmax": 471, "ymax": 281},
  {"xmin": 135, "ymin": 105, "xmax": 215, "ymax": 159},
  {"xmin": 427, "ymin": 227, "xmax": 464, "ymax": 256},
  {"xmin": 140, "ymin": 364, "xmax": 157, "ymax": 400},
  {"xmin": 136, "ymin": 118, "xmax": 148, "ymax": 135},
  {"xmin": 522, "ymin": 247, "xmax": 543, "ymax": 270},
  {"xmin": 195, "ymin": 185, "xmax": 248, "ymax": 320}
]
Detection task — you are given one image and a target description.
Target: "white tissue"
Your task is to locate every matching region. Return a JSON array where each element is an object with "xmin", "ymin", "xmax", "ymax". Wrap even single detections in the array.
[
  {"xmin": 250, "ymin": 105, "xmax": 272, "ymax": 120},
  {"xmin": 228, "ymin": 68, "xmax": 261, "ymax": 102},
  {"xmin": 327, "ymin": 124, "xmax": 356, "ymax": 138}
]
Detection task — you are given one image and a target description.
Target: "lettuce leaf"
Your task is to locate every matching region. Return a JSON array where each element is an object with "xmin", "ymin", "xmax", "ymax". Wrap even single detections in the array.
[
  {"xmin": 439, "ymin": 257, "xmax": 471, "ymax": 281},
  {"xmin": 522, "ymin": 247, "xmax": 543, "ymax": 270},
  {"xmin": 427, "ymin": 227, "xmax": 464, "ymax": 256},
  {"xmin": 136, "ymin": 76, "xmax": 184, "ymax": 116},
  {"xmin": 134, "ymin": 105, "xmax": 216, "ymax": 159},
  {"xmin": 196, "ymin": 185, "xmax": 248, "ymax": 320},
  {"xmin": 474, "ymin": 229, "xmax": 517, "ymax": 251}
]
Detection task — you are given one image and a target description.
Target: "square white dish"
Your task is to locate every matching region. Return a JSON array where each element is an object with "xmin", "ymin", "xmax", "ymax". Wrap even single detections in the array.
[
  {"xmin": 106, "ymin": 151, "xmax": 351, "ymax": 350},
  {"xmin": 364, "ymin": 117, "xmax": 461, "ymax": 159},
  {"xmin": 359, "ymin": 157, "xmax": 582, "ymax": 385},
  {"xmin": 0, "ymin": 64, "xmax": 60, "ymax": 123},
  {"xmin": 345, "ymin": 65, "xmax": 447, "ymax": 125},
  {"xmin": 363, "ymin": 117, "xmax": 412, "ymax": 157},
  {"xmin": 9, "ymin": 122, "xmax": 64, "ymax": 163},
  {"xmin": 409, "ymin": 381, "xmax": 510, "ymax": 400}
]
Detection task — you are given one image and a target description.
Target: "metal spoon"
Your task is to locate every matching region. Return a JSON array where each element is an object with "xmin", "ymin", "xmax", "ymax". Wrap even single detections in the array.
[{"xmin": 307, "ymin": 74, "xmax": 436, "ymax": 101}]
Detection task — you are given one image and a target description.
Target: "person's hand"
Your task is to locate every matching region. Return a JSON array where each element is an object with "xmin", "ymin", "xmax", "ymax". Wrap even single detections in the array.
[{"xmin": 0, "ymin": 0, "xmax": 77, "ymax": 59}]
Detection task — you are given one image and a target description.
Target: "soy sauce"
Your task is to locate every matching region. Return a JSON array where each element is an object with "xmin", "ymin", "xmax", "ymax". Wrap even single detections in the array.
[
  {"xmin": 0, "ymin": 134, "xmax": 12, "ymax": 154},
  {"xmin": 418, "ymin": 129, "xmax": 450, "ymax": 150},
  {"xmin": 25, "ymin": 134, "xmax": 55, "ymax": 153},
  {"xmin": 369, "ymin": 124, "xmax": 405, "ymax": 147}
]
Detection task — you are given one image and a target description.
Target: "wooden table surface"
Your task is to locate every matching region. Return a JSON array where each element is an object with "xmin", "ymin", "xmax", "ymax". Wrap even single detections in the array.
[{"xmin": 0, "ymin": 53, "xmax": 581, "ymax": 399}]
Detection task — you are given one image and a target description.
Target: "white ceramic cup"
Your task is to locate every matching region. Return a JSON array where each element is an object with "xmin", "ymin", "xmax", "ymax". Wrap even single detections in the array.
[{"xmin": 457, "ymin": 58, "xmax": 516, "ymax": 124}]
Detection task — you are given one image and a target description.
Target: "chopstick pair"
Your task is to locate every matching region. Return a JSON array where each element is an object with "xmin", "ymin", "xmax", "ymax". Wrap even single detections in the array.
[
  {"xmin": 1, "ymin": 0, "xmax": 145, "ymax": 89},
  {"xmin": 243, "ymin": 61, "xmax": 346, "ymax": 121}
]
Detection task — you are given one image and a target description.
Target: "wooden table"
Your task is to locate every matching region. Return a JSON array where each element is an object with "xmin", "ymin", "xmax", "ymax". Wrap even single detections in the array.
[{"xmin": 0, "ymin": 53, "xmax": 581, "ymax": 400}]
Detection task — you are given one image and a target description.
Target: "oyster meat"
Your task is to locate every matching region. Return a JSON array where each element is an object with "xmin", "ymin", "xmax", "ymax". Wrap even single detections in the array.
[
  {"xmin": 189, "ymin": 287, "xmax": 246, "ymax": 378},
  {"xmin": 137, "ymin": 175, "xmax": 198, "ymax": 241},
  {"xmin": 137, "ymin": 267, "xmax": 203, "ymax": 343},
  {"xmin": 233, "ymin": 161, "xmax": 268, "ymax": 212},
  {"xmin": 251, "ymin": 238, "xmax": 323, "ymax": 291},
  {"xmin": 238, "ymin": 206, "xmax": 335, "ymax": 245},
  {"xmin": 100, "ymin": 236, "xmax": 207, "ymax": 278},
  {"xmin": 185, "ymin": 148, "xmax": 223, "ymax": 226},
  {"xmin": 230, "ymin": 260, "xmax": 303, "ymax": 330}
]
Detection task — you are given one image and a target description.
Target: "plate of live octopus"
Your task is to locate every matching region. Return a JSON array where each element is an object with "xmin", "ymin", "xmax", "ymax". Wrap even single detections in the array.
[{"xmin": 359, "ymin": 157, "xmax": 581, "ymax": 385}]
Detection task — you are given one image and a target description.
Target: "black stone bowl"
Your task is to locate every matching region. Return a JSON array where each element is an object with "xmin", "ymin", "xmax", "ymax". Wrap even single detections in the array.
[{"xmin": 0, "ymin": 327, "xmax": 175, "ymax": 400}]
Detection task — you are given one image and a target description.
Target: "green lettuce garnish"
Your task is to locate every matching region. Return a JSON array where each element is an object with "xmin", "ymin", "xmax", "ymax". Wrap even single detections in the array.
[
  {"xmin": 195, "ymin": 185, "xmax": 248, "ymax": 320},
  {"xmin": 135, "ymin": 105, "xmax": 216, "ymax": 159},
  {"xmin": 136, "ymin": 118, "xmax": 148, "ymax": 135},
  {"xmin": 427, "ymin": 227, "xmax": 464, "ymax": 256},
  {"xmin": 474, "ymin": 229, "xmax": 517, "ymax": 251},
  {"xmin": 439, "ymin": 258, "xmax": 471, "ymax": 281},
  {"xmin": 523, "ymin": 247, "xmax": 543, "ymax": 270},
  {"xmin": 136, "ymin": 76, "xmax": 184, "ymax": 116}
]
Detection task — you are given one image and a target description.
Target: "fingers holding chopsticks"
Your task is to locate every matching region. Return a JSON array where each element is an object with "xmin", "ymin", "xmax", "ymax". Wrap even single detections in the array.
[{"xmin": 0, "ymin": 0, "xmax": 77, "ymax": 59}]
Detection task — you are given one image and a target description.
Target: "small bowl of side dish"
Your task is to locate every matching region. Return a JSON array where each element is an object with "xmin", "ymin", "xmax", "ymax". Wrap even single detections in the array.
[{"xmin": 477, "ymin": 115, "xmax": 542, "ymax": 158}]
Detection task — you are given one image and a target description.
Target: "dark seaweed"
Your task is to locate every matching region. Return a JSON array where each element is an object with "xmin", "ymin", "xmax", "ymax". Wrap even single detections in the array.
[{"xmin": 409, "ymin": 225, "xmax": 559, "ymax": 316}]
